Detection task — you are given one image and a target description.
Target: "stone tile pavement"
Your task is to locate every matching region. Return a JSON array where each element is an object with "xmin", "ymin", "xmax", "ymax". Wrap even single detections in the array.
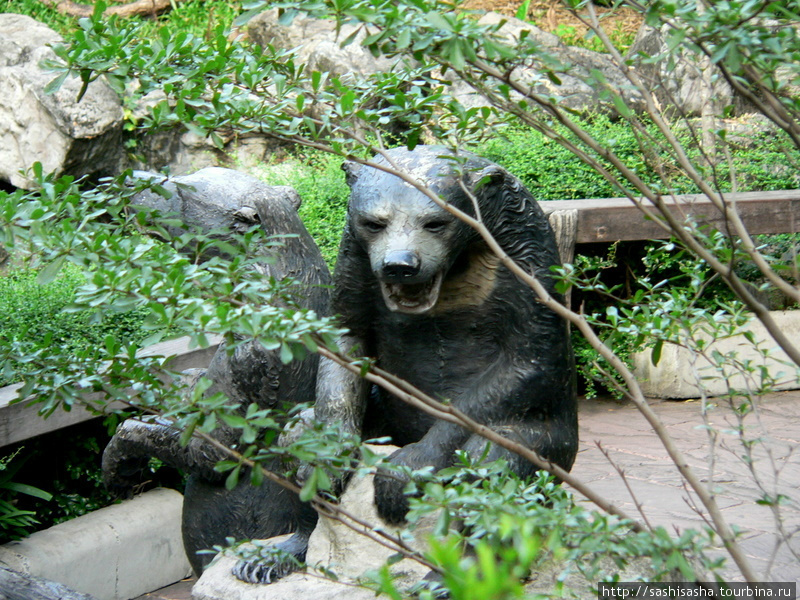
[
  {"xmin": 572, "ymin": 391, "xmax": 800, "ymax": 584},
  {"xmin": 140, "ymin": 391, "xmax": 800, "ymax": 598}
]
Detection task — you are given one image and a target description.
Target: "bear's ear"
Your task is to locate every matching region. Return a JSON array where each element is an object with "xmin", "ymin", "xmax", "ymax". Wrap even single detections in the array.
[
  {"xmin": 341, "ymin": 160, "xmax": 363, "ymax": 187},
  {"xmin": 469, "ymin": 165, "xmax": 507, "ymax": 192}
]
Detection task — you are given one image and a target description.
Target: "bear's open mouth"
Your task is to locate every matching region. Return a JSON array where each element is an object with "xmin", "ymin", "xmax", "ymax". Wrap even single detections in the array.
[{"xmin": 380, "ymin": 272, "xmax": 444, "ymax": 314}]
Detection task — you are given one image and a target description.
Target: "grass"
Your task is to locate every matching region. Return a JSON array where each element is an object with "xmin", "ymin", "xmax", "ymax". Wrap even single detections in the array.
[{"xmin": 0, "ymin": 263, "xmax": 151, "ymax": 388}]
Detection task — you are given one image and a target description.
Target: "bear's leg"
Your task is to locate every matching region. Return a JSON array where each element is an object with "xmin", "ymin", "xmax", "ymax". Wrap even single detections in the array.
[{"xmin": 181, "ymin": 470, "xmax": 317, "ymax": 580}]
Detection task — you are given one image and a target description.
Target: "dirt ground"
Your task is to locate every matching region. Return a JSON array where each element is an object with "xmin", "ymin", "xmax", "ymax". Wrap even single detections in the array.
[{"xmin": 462, "ymin": 0, "xmax": 643, "ymax": 42}]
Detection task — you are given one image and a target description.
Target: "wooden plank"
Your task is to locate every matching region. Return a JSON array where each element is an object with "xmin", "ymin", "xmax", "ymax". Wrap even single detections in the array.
[
  {"xmin": 0, "ymin": 336, "xmax": 221, "ymax": 448},
  {"xmin": 542, "ymin": 190, "xmax": 800, "ymax": 244}
]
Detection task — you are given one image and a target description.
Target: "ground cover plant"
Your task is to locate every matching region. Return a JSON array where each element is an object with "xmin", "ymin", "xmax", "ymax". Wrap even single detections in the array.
[{"xmin": 1, "ymin": 0, "xmax": 800, "ymax": 595}]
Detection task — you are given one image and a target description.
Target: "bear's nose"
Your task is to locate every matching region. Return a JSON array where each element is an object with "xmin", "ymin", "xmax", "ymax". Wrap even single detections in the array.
[{"xmin": 382, "ymin": 250, "xmax": 421, "ymax": 281}]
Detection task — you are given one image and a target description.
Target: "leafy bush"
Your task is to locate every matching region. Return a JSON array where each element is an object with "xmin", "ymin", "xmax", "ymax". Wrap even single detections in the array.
[
  {"xmin": 475, "ymin": 117, "xmax": 800, "ymax": 201},
  {"xmin": 3, "ymin": 0, "xmax": 239, "ymax": 38},
  {"xmin": 0, "ymin": 264, "xmax": 151, "ymax": 387},
  {"xmin": 0, "ymin": 447, "xmax": 53, "ymax": 541}
]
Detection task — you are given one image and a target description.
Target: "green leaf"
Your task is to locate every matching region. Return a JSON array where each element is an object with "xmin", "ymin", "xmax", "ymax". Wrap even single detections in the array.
[
  {"xmin": 44, "ymin": 71, "xmax": 69, "ymax": 95},
  {"xmin": 425, "ymin": 11, "xmax": 452, "ymax": 33},
  {"xmin": 396, "ymin": 28, "xmax": 411, "ymax": 50},
  {"xmin": 280, "ymin": 342, "xmax": 294, "ymax": 365},
  {"xmin": 650, "ymin": 339, "xmax": 663, "ymax": 366},
  {"xmin": 2, "ymin": 482, "xmax": 53, "ymax": 501},
  {"xmin": 179, "ymin": 415, "xmax": 200, "ymax": 446},
  {"xmin": 515, "ymin": 0, "xmax": 531, "ymax": 20},
  {"xmin": 225, "ymin": 465, "xmax": 241, "ymax": 490},
  {"xmin": 341, "ymin": 89, "xmax": 356, "ymax": 114},
  {"xmin": 37, "ymin": 256, "xmax": 66, "ymax": 285},
  {"xmin": 611, "ymin": 93, "xmax": 633, "ymax": 118},
  {"xmin": 299, "ymin": 469, "xmax": 317, "ymax": 501}
]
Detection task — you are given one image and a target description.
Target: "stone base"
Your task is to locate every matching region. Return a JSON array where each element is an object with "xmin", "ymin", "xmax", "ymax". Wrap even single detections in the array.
[{"xmin": 192, "ymin": 551, "xmax": 381, "ymax": 600}]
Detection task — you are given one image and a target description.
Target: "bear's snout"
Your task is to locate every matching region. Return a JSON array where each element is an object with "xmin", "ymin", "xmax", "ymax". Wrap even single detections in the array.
[{"xmin": 382, "ymin": 250, "xmax": 421, "ymax": 282}]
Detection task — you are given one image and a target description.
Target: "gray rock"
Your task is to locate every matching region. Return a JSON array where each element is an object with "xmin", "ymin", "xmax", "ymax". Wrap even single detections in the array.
[
  {"xmin": 450, "ymin": 12, "xmax": 645, "ymax": 115},
  {"xmin": 247, "ymin": 9, "xmax": 400, "ymax": 81},
  {"xmin": 624, "ymin": 22, "xmax": 740, "ymax": 118},
  {"xmin": 0, "ymin": 14, "xmax": 124, "ymax": 189}
]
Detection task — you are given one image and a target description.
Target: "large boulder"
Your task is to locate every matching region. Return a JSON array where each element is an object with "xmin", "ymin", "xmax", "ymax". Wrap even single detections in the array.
[
  {"xmin": 247, "ymin": 9, "xmax": 400, "ymax": 81},
  {"xmin": 0, "ymin": 14, "xmax": 123, "ymax": 189},
  {"xmin": 624, "ymin": 22, "xmax": 740, "ymax": 117},
  {"xmin": 450, "ymin": 12, "xmax": 645, "ymax": 115}
]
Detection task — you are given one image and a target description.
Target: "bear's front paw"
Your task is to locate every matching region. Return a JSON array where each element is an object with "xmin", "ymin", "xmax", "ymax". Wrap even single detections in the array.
[
  {"xmin": 374, "ymin": 466, "xmax": 412, "ymax": 525},
  {"xmin": 101, "ymin": 453, "xmax": 149, "ymax": 497},
  {"xmin": 374, "ymin": 443, "xmax": 436, "ymax": 524}
]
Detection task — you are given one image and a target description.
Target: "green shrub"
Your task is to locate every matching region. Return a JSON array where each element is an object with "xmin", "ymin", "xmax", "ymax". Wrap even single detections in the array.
[
  {"xmin": 0, "ymin": 263, "xmax": 151, "ymax": 387},
  {"xmin": 0, "ymin": 447, "xmax": 53, "ymax": 541},
  {"xmin": 3, "ymin": 0, "xmax": 239, "ymax": 38},
  {"xmin": 475, "ymin": 117, "xmax": 800, "ymax": 201}
]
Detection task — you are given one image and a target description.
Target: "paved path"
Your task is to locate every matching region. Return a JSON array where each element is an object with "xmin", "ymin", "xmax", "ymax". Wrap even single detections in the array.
[
  {"xmin": 573, "ymin": 391, "xmax": 800, "ymax": 584},
  {"xmin": 140, "ymin": 392, "xmax": 800, "ymax": 598}
]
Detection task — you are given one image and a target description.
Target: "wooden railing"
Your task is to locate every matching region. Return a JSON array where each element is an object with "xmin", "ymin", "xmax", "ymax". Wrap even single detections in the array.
[
  {"xmin": 2, "ymin": 190, "xmax": 799, "ymax": 446},
  {"xmin": 543, "ymin": 189, "xmax": 800, "ymax": 264},
  {"xmin": 0, "ymin": 337, "xmax": 220, "ymax": 447}
]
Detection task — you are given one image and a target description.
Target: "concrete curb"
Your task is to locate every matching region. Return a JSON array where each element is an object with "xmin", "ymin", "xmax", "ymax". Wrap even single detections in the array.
[
  {"xmin": 0, "ymin": 488, "xmax": 192, "ymax": 600},
  {"xmin": 633, "ymin": 310, "xmax": 800, "ymax": 398}
]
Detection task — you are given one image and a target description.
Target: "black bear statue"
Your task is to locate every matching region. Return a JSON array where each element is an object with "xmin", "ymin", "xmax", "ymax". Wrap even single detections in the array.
[{"xmin": 236, "ymin": 146, "xmax": 578, "ymax": 583}]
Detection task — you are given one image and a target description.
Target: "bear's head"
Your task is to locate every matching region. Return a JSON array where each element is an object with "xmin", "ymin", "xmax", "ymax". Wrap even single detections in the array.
[{"xmin": 342, "ymin": 146, "xmax": 515, "ymax": 315}]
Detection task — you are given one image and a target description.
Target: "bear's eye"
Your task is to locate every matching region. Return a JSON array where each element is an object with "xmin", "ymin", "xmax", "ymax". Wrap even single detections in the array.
[
  {"xmin": 423, "ymin": 220, "xmax": 449, "ymax": 233},
  {"xmin": 362, "ymin": 219, "xmax": 386, "ymax": 233}
]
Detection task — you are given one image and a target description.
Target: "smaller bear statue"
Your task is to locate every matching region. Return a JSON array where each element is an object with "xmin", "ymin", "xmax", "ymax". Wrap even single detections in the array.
[
  {"xmin": 101, "ymin": 168, "xmax": 330, "ymax": 576},
  {"xmin": 236, "ymin": 146, "xmax": 578, "ymax": 584}
]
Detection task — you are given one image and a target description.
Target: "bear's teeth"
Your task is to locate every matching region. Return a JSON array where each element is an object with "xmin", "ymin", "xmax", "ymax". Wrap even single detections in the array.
[{"xmin": 380, "ymin": 272, "xmax": 443, "ymax": 314}]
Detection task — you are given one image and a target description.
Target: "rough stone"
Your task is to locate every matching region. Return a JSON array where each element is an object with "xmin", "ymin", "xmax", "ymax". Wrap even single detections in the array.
[
  {"xmin": 449, "ymin": 12, "xmax": 645, "ymax": 115},
  {"xmin": 623, "ymin": 22, "xmax": 741, "ymax": 118},
  {"xmin": 0, "ymin": 14, "xmax": 124, "ymax": 189},
  {"xmin": 246, "ymin": 9, "xmax": 399, "ymax": 81}
]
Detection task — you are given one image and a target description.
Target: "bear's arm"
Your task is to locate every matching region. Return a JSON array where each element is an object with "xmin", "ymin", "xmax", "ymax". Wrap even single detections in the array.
[
  {"xmin": 314, "ymin": 333, "xmax": 370, "ymax": 437},
  {"xmin": 394, "ymin": 354, "xmax": 574, "ymax": 471}
]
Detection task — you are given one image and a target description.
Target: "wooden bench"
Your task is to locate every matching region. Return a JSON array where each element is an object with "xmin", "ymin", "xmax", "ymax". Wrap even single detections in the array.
[
  {"xmin": 543, "ymin": 189, "xmax": 800, "ymax": 264},
  {"xmin": 0, "ymin": 337, "xmax": 219, "ymax": 447}
]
